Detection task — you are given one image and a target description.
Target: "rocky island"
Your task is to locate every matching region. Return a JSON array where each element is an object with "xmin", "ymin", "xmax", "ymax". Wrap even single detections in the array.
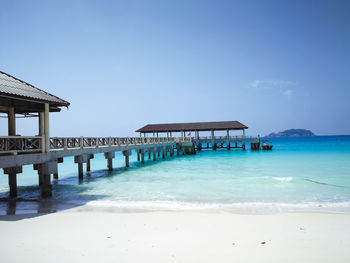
[{"xmin": 266, "ymin": 129, "xmax": 315, "ymax": 137}]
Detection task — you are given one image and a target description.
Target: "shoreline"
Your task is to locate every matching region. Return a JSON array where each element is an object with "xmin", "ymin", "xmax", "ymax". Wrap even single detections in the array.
[
  {"xmin": 2, "ymin": 199, "xmax": 350, "ymax": 216},
  {"xmin": 0, "ymin": 208, "xmax": 349, "ymax": 263}
]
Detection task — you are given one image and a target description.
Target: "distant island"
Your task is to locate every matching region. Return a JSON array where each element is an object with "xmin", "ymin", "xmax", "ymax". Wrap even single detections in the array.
[{"xmin": 266, "ymin": 129, "xmax": 315, "ymax": 137}]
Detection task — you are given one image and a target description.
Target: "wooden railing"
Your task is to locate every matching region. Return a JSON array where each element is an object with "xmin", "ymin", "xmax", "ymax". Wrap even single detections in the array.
[
  {"xmin": 49, "ymin": 136, "xmax": 187, "ymax": 150},
  {"xmin": 195, "ymin": 136, "xmax": 259, "ymax": 141},
  {"xmin": 0, "ymin": 136, "xmax": 42, "ymax": 153},
  {"xmin": 0, "ymin": 136, "xmax": 188, "ymax": 153}
]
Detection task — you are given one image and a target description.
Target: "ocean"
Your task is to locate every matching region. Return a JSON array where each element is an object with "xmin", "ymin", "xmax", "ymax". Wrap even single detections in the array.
[{"xmin": 1, "ymin": 135, "xmax": 350, "ymax": 214}]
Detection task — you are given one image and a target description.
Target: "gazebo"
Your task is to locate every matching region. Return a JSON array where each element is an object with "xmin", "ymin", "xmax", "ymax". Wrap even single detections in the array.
[
  {"xmin": 0, "ymin": 70, "xmax": 69, "ymax": 154},
  {"xmin": 136, "ymin": 121, "xmax": 248, "ymax": 139},
  {"xmin": 0, "ymin": 70, "xmax": 69, "ymax": 197}
]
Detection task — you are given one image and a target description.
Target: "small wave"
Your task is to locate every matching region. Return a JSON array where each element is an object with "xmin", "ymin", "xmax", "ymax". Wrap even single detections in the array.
[
  {"xmin": 272, "ymin": 177, "xmax": 293, "ymax": 182},
  {"xmin": 85, "ymin": 200, "xmax": 350, "ymax": 214}
]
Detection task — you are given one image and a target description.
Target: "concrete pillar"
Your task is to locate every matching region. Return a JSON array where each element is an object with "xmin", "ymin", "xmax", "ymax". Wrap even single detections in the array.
[
  {"xmin": 141, "ymin": 151, "xmax": 145, "ymax": 164},
  {"xmin": 122, "ymin": 150, "xmax": 131, "ymax": 167},
  {"xmin": 87, "ymin": 158, "xmax": 91, "ymax": 172},
  {"xmin": 104, "ymin": 152, "xmax": 115, "ymax": 171},
  {"xmin": 8, "ymin": 172, "xmax": 17, "ymax": 197},
  {"xmin": 44, "ymin": 103, "xmax": 50, "ymax": 152},
  {"xmin": 38, "ymin": 112, "xmax": 44, "ymax": 135},
  {"xmin": 8, "ymin": 107, "xmax": 16, "ymax": 136},
  {"xmin": 78, "ymin": 163, "xmax": 83, "ymax": 178},
  {"xmin": 39, "ymin": 162, "xmax": 57, "ymax": 197},
  {"xmin": 4, "ymin": 167, "xmax": 22, "ymax": 198},
  {"xmin": 74, "ymin": 155, "xmax": 88, "ymax": 179},
  {"xmin": 41, "ymin": 173, "xmax": 52, "ymax": 197},
  {"xmin": 242, "ymin": 129, "xmax": 246, "ymax": 150}
]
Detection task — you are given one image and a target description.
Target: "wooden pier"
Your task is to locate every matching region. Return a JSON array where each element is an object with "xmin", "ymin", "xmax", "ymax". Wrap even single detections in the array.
[{"xmin": 0, "ymin": 71, "xmax": 261, "ymax": 198}]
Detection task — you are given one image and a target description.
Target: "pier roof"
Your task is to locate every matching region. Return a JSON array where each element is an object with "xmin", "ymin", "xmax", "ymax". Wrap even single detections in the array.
[
  {"xmin": 0, "ymin": 71, "xmax": 70, "ymax": 113},
  {"xmin": 136, "ymin": 121, "xmax": 248, "ymax": 133}
]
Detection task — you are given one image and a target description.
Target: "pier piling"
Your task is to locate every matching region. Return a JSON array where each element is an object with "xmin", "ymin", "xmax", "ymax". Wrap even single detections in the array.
[
  {"xmin": 4, "ymin": 167, "xmax": 22, "ymax": 198},
  {"xmin": 104, "ymin": 152, "xmax": 115, "ymax": 171},
  {"xmin": 122, "ymin": 150, "xmax": 131, "ymax": 167}
]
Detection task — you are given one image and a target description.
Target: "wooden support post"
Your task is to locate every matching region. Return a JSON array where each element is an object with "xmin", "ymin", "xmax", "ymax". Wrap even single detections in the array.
[
  {"xmin": 8, "ymin": 107, "xmax": 16, "ymax": 136},
  {"xmin": 213, "ymin": 143, "xmax": 217, "ymax": 150},
  {"xmin": 153, "ymin": 151, "xmax": 157, "ymax": 161},
  {"xmin": 148, "ymin": 151, "xmax": 151, "ymax": 159},
  {"xmin": 162, "ymin": 150, "xmax": 165, "ymax": 159},
  {"xmin": 137, "ymin": 151, "xmax": 140, "ymax": 161}
]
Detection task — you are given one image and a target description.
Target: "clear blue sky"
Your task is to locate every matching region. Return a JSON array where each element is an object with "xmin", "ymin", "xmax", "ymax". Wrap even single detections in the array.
[{"xmin": 1, "ymin": 0, "xmax": 349, "ymax": 136}]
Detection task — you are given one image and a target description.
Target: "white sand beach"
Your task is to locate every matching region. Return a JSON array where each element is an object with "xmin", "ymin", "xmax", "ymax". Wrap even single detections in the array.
[{"xmin": 0, "ymin": 210, "xmax": 349, "ymax": 263}]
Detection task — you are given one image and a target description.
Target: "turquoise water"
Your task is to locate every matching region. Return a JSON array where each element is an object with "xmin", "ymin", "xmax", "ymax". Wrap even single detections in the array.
[{"xmin": 1, "ymin": 136, "xmax": 350, "ymax": 213}]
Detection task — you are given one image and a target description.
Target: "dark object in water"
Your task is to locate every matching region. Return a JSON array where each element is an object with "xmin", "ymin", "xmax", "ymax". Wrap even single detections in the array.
[
  {"xmin": 305, "ymin": 179, "xmax": 345, "ymax": 188},
  {"xmin": 262, "ymin": 140, "xmax": 273, "ymax": 150}
]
